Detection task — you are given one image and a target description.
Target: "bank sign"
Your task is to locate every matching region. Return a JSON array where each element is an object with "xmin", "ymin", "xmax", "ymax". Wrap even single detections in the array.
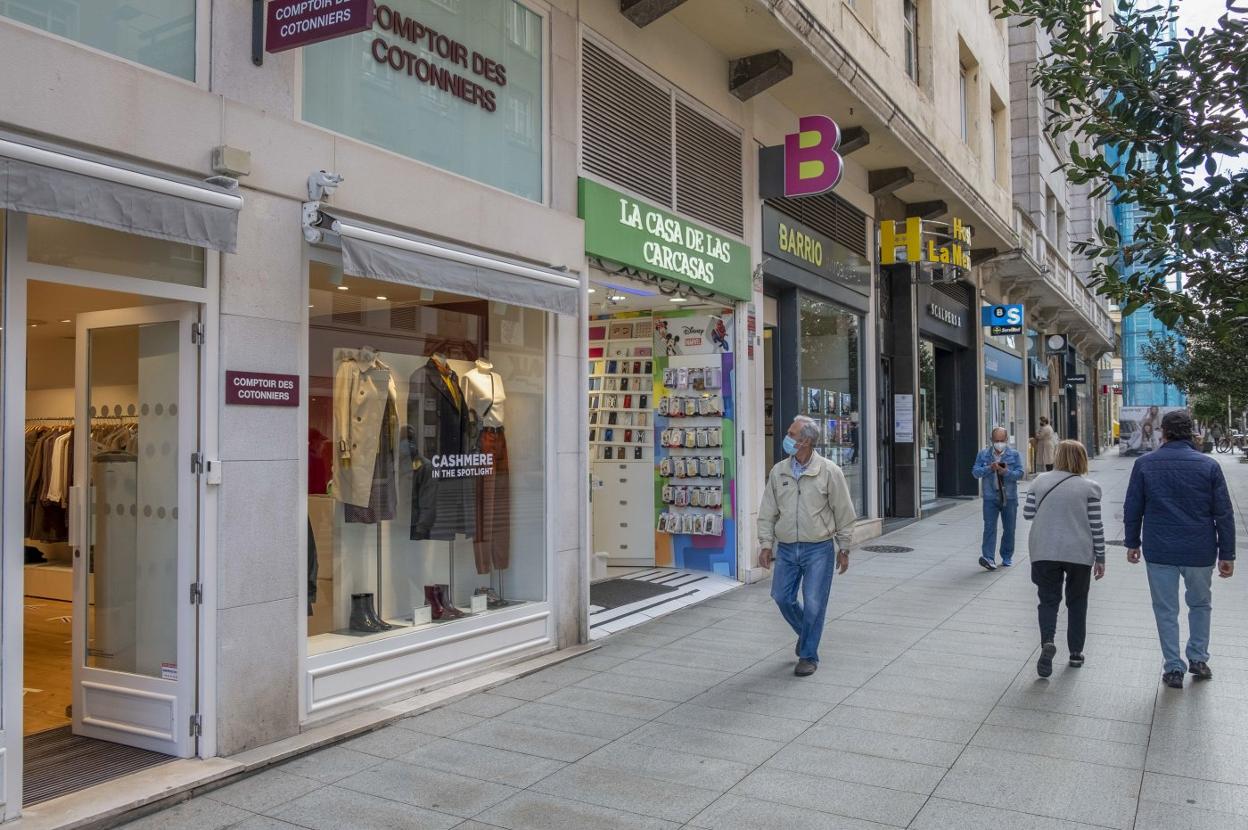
[
  {"xmin": 981, "ymin": 303, "xmax": 1024, "ymax": 335},
  {"xmin": 579, "ymin": 178, "xmax": 752, "ymax": 301}
]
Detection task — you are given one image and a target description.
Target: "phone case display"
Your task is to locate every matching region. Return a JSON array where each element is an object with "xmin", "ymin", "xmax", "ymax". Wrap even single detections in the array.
[
  {"xmin": 651, "ymin": 309, "xmax": 738, "ymax": 578},
  {"xmin": 588, "ymin": 319, "xmax": 654, "ymax": 463}
]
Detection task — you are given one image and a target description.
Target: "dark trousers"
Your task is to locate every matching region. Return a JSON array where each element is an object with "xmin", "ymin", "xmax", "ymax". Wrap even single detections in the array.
[
  {"xmin": 1031, "ymin": 560, "xmax": 1092, "ymax": 653},
  {"xmin": 474, "ymin": 427, "xmax": 510, "ymax": 574}
]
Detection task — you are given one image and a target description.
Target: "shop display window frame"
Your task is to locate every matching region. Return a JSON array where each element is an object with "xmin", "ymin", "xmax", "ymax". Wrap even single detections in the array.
[{"xmin": 297, "ymin": 244, "xmax": 560, "ymax": 724}]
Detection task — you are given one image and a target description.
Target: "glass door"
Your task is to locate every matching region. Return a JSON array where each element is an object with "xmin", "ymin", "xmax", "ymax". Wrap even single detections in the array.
[
  {"xmin": 70, "ymin": 304, "xmax": 198, "ymax": 757},
  {"xmin": 918, "ymin": 339, "xmax": 939, "ymax": 506}
]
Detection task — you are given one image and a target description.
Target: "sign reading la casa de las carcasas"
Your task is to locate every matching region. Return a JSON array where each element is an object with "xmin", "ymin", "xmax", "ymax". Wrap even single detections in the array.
[{"xmin": 579, "ymin": 178, "xmax": 752, "ymax": 301}]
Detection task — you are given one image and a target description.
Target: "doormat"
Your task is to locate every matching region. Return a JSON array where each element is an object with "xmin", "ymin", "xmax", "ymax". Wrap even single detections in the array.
[
  {"xmin": 23, "ymin": 726, "xmax": 172, "ymax": 806},
  {"xmin": 590, "ymin": 578, "xmax": 678, "ymax": 610}
]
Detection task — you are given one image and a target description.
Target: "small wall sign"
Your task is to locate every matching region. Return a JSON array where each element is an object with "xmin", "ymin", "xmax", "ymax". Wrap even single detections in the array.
[
  {"xmin": 265, "ymin": 0, "xmax": 376, "ymax": 54},
  {"xmin": 226, "ymin": 371, "xmax": 299, "ymax": 406}
]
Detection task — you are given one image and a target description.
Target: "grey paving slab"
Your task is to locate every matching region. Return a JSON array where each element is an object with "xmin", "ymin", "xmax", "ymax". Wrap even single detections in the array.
[
  {"xmin": 496, "ymin": 700, "xmax": 649, "ymax": 740},
  {"xmin": 1146, "ymin": 724, "xmax": 1248, "ymax": 785},
  {"xmin": 531, "ymin": 763, "xmax": 723, "ymax": 824},
  {"xmin": 227, "ymin": 817, "xmax": 307, "ymax": 830},
  {"xmin": 618, "ymin": 721, "xmax": 786, "ymax": 766},
  {"xmin": 451, "ymin": 718, "xmax": 612, "ymax": 762},
  {"xmin": 489, "ymin": 666, "xmax": 598, "ymax": 701},
  {"xmin": 1140, "ymin": 771, "xmax": 1248, "ymax": 816},
  {"xmin": 397, "ymin": 709, "xmax": 488, "ymax": 737},
  {"xmin": 446, "ymin": 693, "xmax": 527, "ymax": 718},
  {"xmin": 686, "ymin": 687, "xmax": 835, "ymax": 722},
  {"xmin": 634, "ymin": 646, "xmax": 761, "ymax": 672},
  {"xmin": 861, "ymin": 670, "xmax": 1013, "ymax": 703},
  {"xmin": 278, "ymin": 745, "xmax": 386, "ymax": 783},
  {"xmin": 573, "ymin": 669, "xmax": 711, "ymax": 702},
  {"xmin": 578, "ymin": 740, "xmax": 753, "ymax": 790},
  {"xmin": 817, "ymin": 704, "xmax": 982, "ymax": 743},
  {"xmin": 729, "ymin": 766, "xmax": 928, "ymax": 827},
  {"xmin": 687, "ymin": 794, "xmax": 896, "ymax": 830},
  {"xmin": 267, "ymin": 785, "xmax": 463, "ymax": 830},
  {"xmin": 656, "ymin": 702, "xmax": 812, "ymax": 742},
  {"xmin": 997, "ymin": 678, "xmax": 1158, "ymax": 724},
  {"xmin": 840, "ymin": 687, "xmax": 996, "ymax": 723},
  {"xmin": 715, "ymin": 675, "xmax": 856, "ymax": 705},
  {"xmin": 764, "ymin": 742, "xmax": 946, "ymax": 794},
  {"xmin": 398, "ymin": 738, "xmax": 567, "ymax": 787},
  {"xmin": 1134, "ymin": 800, "xmax": 1248, "ymax": 830},
  {"xmin": 206, "ymin": 768, "xmax": 323, "ymax": 813},
  {"xmin": 972, "ymin": 723, "xmax": 1148, "ymax": 769},
  {"xmin": 934, "ymin": 745, "xmax": 1142, "ymax": 829},
  {"xmin": 910, "ymin": 798, "xmax": 1114, "ymax": 830},
  {"xmin": 538, "ymin": 685, "xmax": 678, "ymax": 719},
  {"xmin": 985, "ymin": 705, "xmax": 1153, "ymax": 745},
  {"xmin": 337, "ymin": 724, "xmax": 443, "ymax": 758},
  {"xmin": 474, "ymin": 791, "xmax": 681, "ymax": 830},
  {"xmin": 118, "ymin": 798, "xmax": 253, "ymax": 830},
  {"xmin": 336, "ymin": 759, "xmax": 518, "ymax": 818},
  {"xmin": 604, "ymin": 657, "xmax": 737, "ymax": 689},
  {"xmin": 797, "ymin": 722, "xmax": 964, "ymax": 767}
]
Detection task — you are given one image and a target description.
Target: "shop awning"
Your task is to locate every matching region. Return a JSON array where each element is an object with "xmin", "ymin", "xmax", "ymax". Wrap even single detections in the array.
[
  {"xmin": 325, "ymin": 212, "xmax": 580, "ymax": 316},
  {"xmin": 0, "ymin": 134, "xmax": 243, "ymax": 253}
]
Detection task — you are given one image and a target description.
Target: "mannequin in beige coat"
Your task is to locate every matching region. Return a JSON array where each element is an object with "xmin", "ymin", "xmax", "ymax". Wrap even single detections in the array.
[
  {"xmin": 1031, "ymin": 416, "xmax": 1057, "ymax": 472},
  {"xmin": 333, "ymin": 347, "xmax": 399, "ymax": 508}
]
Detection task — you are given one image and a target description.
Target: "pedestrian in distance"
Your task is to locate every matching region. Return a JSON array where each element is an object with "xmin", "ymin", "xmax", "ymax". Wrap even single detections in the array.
[
  {"xmin": 1031, "ymin": 415, "xmax": 1057, "ymax": 472},
  {"xmin": 973, "ymin": 426, "xmax": 1025, "ymax": 570},
  {"xmin": 758, "ymin": 415, "xmax": 855, "ymax": 677},
  {"xmin": 1023, "ymin": 440, "xmax": 1105, "ymax": 677},
  {"xmin": 1125, "ymin": 410, "xmax": 1235, "ymax": 689}
]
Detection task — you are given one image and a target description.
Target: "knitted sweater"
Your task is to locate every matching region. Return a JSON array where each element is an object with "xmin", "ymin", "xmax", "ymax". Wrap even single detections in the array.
[{"xmin": 1023, "ymin": 472, "xmax": 1106, "ymax": 566}]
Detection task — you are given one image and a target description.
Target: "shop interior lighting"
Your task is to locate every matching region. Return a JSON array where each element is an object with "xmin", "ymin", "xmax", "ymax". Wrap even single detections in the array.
[
  {"xmin": 336, "ymin": 285, "xmax": 349, "ymax": 291},
  {"xmin": 376, "ymin": 295, "xmax": 388, "ymax": 301}
]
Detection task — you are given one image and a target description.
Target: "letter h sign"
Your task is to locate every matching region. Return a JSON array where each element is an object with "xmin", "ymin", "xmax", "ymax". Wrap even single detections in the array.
[{"xmin": 784, "ymin": 115, "xmax": 843, "ymax": 197}]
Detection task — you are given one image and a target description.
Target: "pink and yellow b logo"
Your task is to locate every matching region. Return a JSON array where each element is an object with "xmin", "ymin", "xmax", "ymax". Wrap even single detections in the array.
[{"xmin": 784, "ymin": 115, "xmax": 844, "ymax": 197}]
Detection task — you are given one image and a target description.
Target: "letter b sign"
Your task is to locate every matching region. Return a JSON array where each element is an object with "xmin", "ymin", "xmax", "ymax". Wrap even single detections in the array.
[{"xmin": 784, "ymin": 115, "xmax": 844, "ymax": 197}]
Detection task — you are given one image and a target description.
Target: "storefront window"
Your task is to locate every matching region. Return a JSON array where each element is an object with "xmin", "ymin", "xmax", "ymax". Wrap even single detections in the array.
[
  {"xmin": 307, "ymin": 263, "xmax": 547, "ymax": 654},
  {"xmin": 302, "ymin": 0, "xmax": 545, "ymax": 202},
  {"xmin": 1, "ymin": 1, "xmax": 196, "ymax": 80},
  {"xmin": 799, "ymin": 296, "xmax": 864, "ymax": 516},
  {"xmin": 26, "ymin": 215, "xmax": 205, "ymax": 287}
]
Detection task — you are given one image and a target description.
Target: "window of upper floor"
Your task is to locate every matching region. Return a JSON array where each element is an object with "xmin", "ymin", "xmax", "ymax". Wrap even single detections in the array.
[
  {"xmin": 990, "ymin": 87, "xmax": 1007, "ymax": 185},
  {"xmin": 1, "ymin": 0, "xmax": 197, "ymax": 80},
  {"xmin": 902, "ymin": 0, "xmax": 920, "ymax": 84},
  {"xmin": 957, "ymin": 37, "xmax": 980, "ymax": 155}
]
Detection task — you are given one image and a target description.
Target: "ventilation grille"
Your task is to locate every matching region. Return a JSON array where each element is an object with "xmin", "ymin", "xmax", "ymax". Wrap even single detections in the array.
[
  {"xmin": 582, "ymin": 40, "xmax": 672, "ymax": 207},
  {"xmin": 933, "ymin": 281, "xmax": 973, "ymax": 307},
  {"xmin": 765, "ymin": 195, "xmax": 869, "ymax": 258},
  {"xmin": 389, "ymin": 304, "xmax": 418, "ymax": 332},
  {"xmin": 675, "ymin": 102, "xmax": 744, "ymax": 237},
  {"xmin": 332, "ymin": 293, "xmax": 363, "ymax": 326}
]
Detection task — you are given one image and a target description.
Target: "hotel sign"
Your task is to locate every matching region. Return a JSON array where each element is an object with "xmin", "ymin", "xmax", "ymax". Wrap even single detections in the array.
[{"xmin": 879, "ymin": 217, "xmax": 973, "ymax": 272}]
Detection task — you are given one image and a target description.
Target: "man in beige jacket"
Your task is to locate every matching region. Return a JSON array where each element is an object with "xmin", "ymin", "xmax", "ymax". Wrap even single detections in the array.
[{"xmin": 759, "ymin": 416, "xmax": 856, "ymax": 676}]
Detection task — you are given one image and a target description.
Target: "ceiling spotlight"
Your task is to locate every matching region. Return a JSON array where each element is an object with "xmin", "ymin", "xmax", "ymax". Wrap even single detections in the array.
[
  {"xmin": 609, "ymin": 294, "xmax": 627, "ymax": 302},
  {"xmin": 376, "ymin": 295, "xmax": 388, "ymax": 301},
  {"xmin": 336, "ymin": 285, "xmax": 349, "ymax": 291},
  {"xmin": 669, "ymin": 296, "xmax": 688, "ymax": 303},
  {"xmin": 587, "ymin": 288, "xmax": 596, "ymax": 294},
  {"xmin": 60, "ymin": 319, "xmax": 72, "ymax": 323}
]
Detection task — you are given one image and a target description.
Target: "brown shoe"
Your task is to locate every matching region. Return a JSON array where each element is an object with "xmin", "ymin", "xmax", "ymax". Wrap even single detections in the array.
[{"xmin": 795, "ymin": 660, "xmax": 817, "ymax": 677}]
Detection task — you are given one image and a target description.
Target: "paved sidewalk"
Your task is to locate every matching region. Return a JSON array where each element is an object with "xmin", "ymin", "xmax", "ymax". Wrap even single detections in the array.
[{"xmin": 125, "ymin": 450, "xmax": 1248, "ymax": 830}]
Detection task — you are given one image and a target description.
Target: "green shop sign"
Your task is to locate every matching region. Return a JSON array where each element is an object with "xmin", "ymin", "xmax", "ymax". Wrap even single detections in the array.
[{"xmin": 579, "ymin": 178, "xmax": 752, "ymax": 301}]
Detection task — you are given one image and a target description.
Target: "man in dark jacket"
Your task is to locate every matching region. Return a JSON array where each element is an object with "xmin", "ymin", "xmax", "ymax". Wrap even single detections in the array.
[{"xmin": 1125, "ymin": 410, "xmax": 1236, "ymax": 689}]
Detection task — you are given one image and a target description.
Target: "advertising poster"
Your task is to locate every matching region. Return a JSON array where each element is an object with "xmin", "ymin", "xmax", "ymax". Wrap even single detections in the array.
[
  {"xmin": 1119, "ymin": 405, "xmax": 1186, "ymax": 456},
  {"xmin": 653, "ymin": 310, "xmax": 733, "ymax": 356}
]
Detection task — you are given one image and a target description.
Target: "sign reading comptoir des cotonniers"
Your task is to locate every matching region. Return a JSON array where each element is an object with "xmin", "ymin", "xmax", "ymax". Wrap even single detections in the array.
[
  {"xmin": 226, "ymin": 371, "xmax": 299, "ymax": 407},
  {"xmin": 265, "ymin": 0, "xmax": 376, "ymax": 54}
]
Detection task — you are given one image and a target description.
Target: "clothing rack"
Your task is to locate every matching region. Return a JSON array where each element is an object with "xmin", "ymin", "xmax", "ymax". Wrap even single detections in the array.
[{"xmin": 26, "ymin": 415, "xmax": 138, "ymax": 422}]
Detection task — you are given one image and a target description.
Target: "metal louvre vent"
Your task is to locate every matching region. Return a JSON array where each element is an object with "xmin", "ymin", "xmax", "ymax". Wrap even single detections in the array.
[
  {"xmin": 765, "ymin": 195, "xmax": 868, "ymax": 258},
  {"xmin": 389, "ymin": 304, "xmax": 418, "ymax": 332},
  {"xmin": 332, "ymin": 293, "xmax": 363, "ymax": 326},
  {"xmin": 582, "ymin": 40, "xmax": 672, "ymax": 207},
  {"xmin": 675, "ymin": 101, "xmax": 744, "ymax": 237},
  {"xmin": 933, "ymin": 281, "xmax": 973, "ymax": 307}
]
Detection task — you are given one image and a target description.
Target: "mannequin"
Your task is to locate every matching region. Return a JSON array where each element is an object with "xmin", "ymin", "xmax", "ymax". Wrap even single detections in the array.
[
  {"xmin": 462, "ymin": 358, "xmax": 509, "ymax": 577},
  {"xmin": 408, "ymin": 352, "xmax": 473, "ymax": 541}
]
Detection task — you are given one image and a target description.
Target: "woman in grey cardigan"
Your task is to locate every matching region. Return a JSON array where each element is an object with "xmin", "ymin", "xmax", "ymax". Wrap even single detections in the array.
[{"xmin": 1023, "ymin": 440, "xmax": 1106, "ymax": 677}]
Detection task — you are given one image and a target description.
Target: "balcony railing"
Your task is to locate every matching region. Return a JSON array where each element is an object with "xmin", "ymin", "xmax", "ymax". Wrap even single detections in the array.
[{"xmin": 1010, "ymin": 208, "xmax": 1115, "ymax": 345}]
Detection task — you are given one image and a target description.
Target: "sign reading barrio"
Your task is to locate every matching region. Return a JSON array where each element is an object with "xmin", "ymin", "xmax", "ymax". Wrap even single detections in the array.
[
  {"xmin": 226, "ymin": 371, "xmax": 299, "ymax": 407},
  {"xmin": 265, "ymin": 0, "xmax": 376, "ymax": 54}
]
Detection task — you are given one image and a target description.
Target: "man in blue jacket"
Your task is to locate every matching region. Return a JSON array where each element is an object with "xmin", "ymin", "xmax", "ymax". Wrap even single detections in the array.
[
  {"xmin": 1125, "ymin": 410, "xmax": 1236, "ymax": 689},
  {"xmin": 972, "ymin": 427, "xmax": 1026, "ymax": 570}
]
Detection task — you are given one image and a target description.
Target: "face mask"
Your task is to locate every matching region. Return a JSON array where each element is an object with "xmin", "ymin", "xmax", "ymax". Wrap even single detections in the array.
[
  {"xmin": 783, "ymin": 435, "xmax": 799, "ymax": 456},
  {"xmin": 993, "ymin": 441, "xmax": 1007, "ymax": 452}
]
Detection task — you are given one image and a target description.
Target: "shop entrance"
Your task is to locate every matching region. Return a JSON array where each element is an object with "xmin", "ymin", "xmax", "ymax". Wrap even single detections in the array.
[
  {"xmin": 586, "ymin": 271, "xmax": 739, "ymax": 633},
  {"xmin": 3, "ymin": 214, "xmax": 207, "ymax": 810}
]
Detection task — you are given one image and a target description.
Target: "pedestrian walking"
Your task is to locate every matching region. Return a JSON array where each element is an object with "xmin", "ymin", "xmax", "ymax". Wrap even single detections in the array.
[
  {"xmin": 1124, "ymin": 410, "xmax": 1236, "ymax": 689},
  {"xmin": 973, "ymin": 427, "xmax": 1025, "ymax": 571},
  {"xmin": 758, "ymin": 416, "xmax": 855, "ymax": 677},
  {"xmin": 1023, "ymin": 440, "xmax": 1105, "ymax": 677},
  {"xmin": 1031, "ymin": 415, "xmax": 1057, "ymax": 472}
]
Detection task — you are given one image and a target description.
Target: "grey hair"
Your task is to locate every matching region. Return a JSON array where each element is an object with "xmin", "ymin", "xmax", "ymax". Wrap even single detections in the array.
[
  {"xmin": 990, "ymin": 425, "xmax": 1008, "ymax": 439},
  {"xmin": 792, "ymin": 415, "xmax": 821, "ymax": 445}
]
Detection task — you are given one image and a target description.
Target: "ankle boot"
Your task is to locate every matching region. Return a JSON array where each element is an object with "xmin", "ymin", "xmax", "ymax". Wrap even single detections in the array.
[
  {"xmin": 362, "ymin": 593, "xmax": 395, "ymax": 630},
  {"xmin": 424, "ymin": 585, "xmax": 445, "ymax": 620},
  {"xmin": 349, "ymin": 593, "xmax": 384, "ymax": 632},
  {"xmin": 436, "ymin": 585, "xmax": 465, "ymax": 618}
]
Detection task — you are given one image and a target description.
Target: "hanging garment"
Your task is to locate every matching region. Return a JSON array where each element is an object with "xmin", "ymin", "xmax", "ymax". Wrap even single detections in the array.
[
  {"xmin": 307, "ymin": 517, "xmax": 318, "ymax": 616},
  {"xmin": 333, "ymin": 349, "xmax": 399, "ymax": 509},
  {"xmin": 344, "ymin": 395, "xmax": 398, "ymax": 524},
  {"xmin": 407, "ymin": 359, "xmax": 474, "ymax": 541},
  {"xmin": 474, "ymin": 427, "xmax": 510, "ymax": 574}
]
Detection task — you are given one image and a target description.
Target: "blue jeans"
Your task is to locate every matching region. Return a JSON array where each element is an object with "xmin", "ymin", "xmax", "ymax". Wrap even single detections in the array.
[
  {"xmin": 1146, "ymin": 562, "xmax": 1214, "ymax": 673},
  {"xmin": 771, "ymin": 540, "xmax": 836, "ymax": 663},
  {"xmin": 981, "ymin": 498, "xmax": 1018, "ymax": 563}
]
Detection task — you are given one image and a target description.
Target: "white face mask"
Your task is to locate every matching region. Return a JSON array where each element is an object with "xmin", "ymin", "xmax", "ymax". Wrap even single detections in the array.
[{"xmin": 993, "ymin": 441, "xmax": 1007, "ymax": 452}]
